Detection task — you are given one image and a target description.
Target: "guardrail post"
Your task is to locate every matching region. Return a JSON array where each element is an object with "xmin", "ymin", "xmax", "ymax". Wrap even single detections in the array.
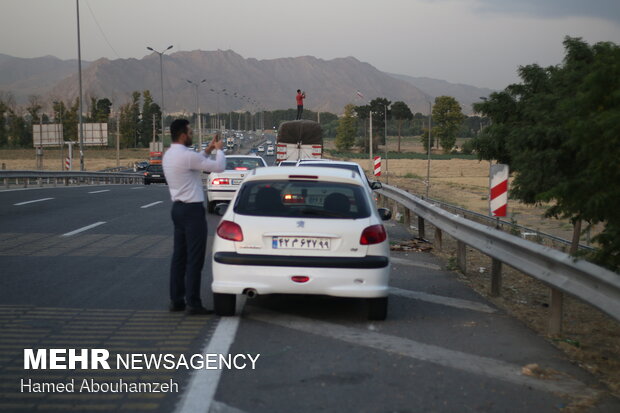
[
  {"xmin": 549, "ymin": 288, "xmax": 564, "ymax": 334},
  {"xmin": 38, "ymin": 178, "xmax": 42, "ymax": 187},
  {"xmin": 64, "ymin": 178, "xmax": 69, "ymax": 186},
  {"xmin": 456, "ymin": 240, "xmax": 467, "ymax": 274},
  {"xmin": 418, "ymin": 216, "xmax": 425, "ymax": 239},
  {"xmin": 24, "ymin": 178, "xmax": 28, "ymax": 188},
  {"xmin": 54, "ymin": 178, "xmax": 57, "ymax": 187},
  {"xmin": 490, "ymin": 259, "xmax": 502, "ymax": 296},
  {"xmin": 403, "ymin": 209, "xmax": 411, "ymax": 230},
  {"xmin": 4, "ymin": 178, "xmax": 8, "ymax": 189},
  {"xmin": 434, "ymin": 228, "xmax": 442, "ymax": 251}
]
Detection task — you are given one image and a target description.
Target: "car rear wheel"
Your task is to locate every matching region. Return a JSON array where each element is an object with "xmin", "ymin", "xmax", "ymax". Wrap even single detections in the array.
[
  {"xmin": 207, "ymin": 201, "xmax": 217, "ymax": 214},
  {"xmin": 214, "ymin": 293, "xmax": 236, "ymax": 316},
  {"xmin": 367, "ymin": 297, "xmax": 388, "ymax": 321}
]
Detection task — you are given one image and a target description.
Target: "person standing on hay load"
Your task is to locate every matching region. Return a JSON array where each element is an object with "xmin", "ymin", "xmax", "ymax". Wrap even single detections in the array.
[{"xmin": 295, "ymin": 89, "xmax": 306, "ymax": 120}]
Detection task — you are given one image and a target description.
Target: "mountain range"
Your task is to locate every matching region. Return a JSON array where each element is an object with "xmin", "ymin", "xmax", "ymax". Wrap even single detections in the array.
[{"xmin": 0, "ymin": 50, "xmax": 493, "ymax": 115}]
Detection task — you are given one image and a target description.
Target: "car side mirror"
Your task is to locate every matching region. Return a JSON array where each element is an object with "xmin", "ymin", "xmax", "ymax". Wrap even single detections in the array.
[
  {"xmin": 377, "ymin": 208, "xmax": 392, "ymax": 221},
  {"xmin": 370, "ymin": 181, "xmax": 383, "ymax": 190},
  {"xmin": 214, "ymin": 203, "xmax": 229, "ymax": 216}
]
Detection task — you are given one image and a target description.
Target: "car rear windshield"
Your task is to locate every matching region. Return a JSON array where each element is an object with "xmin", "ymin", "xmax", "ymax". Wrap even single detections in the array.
[
  {"xmin": 147, "ymin": 165, "xmax": 163, "ymax": 172},
  {"xmin": 234, "ymin": 180, "xmax": 370, "ymax": 219},
  {"xmin": 226, "ymin": 158, "xmax": 264, "ymax": 170},
  {"xmin": 298, "ymin": 163, "xmax": 370, "ymax": 186}
]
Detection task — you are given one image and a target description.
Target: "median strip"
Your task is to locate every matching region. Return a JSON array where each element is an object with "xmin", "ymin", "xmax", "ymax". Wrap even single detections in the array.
[
  {"xmin": 62, "ymin": 222, "xmax": 106, "ymax": 237},
  {"xmin": 140, "ymin": 201, "xmax": 163, "ymax": 209},
  {"xmin": 13, "ymin": 198, "xmax": 54, "ymax": 206}
]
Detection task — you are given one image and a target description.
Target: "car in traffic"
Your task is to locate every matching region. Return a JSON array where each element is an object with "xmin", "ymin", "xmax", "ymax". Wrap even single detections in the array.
[
  {"xmin": 143, "ymin": 164, "xmax": 166, "ymax": 185},
  {"xmin": 257, "ymin": 145, "xmax": 265, "ymax": 153},
  {"xmin": 296, "ymin": 159, "xmax": 382, "ymax": 193},
  {"xmin": 266, "ymin": 148, "xmax": 275, "ymax": 156},
  {"xmin": 278, "ymin": 160, "xmax": 297, "ymax": 167},
  {"xmin": 211, "ymin": 166, "xmax": 392, "ymax": 320},
  {"xmin": 206, "ymin": 155, "xmax": 267, "ymax": 213},
  {"xmin": 134, "ymin": 161, "xmax": 149, "ymax": 171}
]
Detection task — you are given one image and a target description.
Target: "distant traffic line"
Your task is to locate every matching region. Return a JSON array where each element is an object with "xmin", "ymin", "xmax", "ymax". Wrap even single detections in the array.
[
  {"xmin": 62, "ymin": 222, "xmax": 106, "ymax": 237},
  {"xmin": 140, "ymin": 201, "xmax": 163, "ymax": 209},
  {"xmin": 88, "ymin": 189, "xmax": 110, "ymax": 194},
  {"xmin": 13, "ymin": 198, "xmax": 54, "ymax": 206}
]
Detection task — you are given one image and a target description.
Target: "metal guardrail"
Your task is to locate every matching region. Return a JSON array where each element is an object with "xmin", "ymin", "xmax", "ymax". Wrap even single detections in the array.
[
  {"xmin": 422, "ymin": 195, "xmax": 596, "ymax": 252},
  {"xmin": 378, "ymin": 184, "xmax": 620, "ymax": 328},
  {"xmin": 1, "ymin": 170, "xmax": 143, "ymax": 188}
]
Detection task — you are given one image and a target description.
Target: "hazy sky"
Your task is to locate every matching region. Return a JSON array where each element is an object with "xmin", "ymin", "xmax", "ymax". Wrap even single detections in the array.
[{"xmin": 1, "ymin": 0, "xmax": 619, "ymax": 90}]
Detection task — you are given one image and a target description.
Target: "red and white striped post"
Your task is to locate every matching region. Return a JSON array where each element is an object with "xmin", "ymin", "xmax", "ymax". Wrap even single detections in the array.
[
  {"xmin": 490, "ymin": 164, "xmax": 508, "ymax": 217},
  {"xmin": 374, "ymin": 156, "xmax": 381, "ymax": 177}
]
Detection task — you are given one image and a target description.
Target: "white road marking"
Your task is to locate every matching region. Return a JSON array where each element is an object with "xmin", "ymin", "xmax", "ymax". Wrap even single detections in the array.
[
  {"xmin": 88, "ymin": 189, "xmax": 110, "ymax": 194},
  {"xmin": 390, "ymin": 287, "xmax": 497, "ymax": 313},
  {"xmin": 208, "ymin": 401, "xmax": 249, "ymax": 413},
  {"xmin": 140, "ymin": 201, "xmax": 163, "ymax": 209},
  {"xmin": 390, "ymin": 257, "xmax": 442, "ymax": 270},
  {"xmin": 248, "ymin": 310, "xmax": 596, "ymax": 397},
  {"xmin": 131, "ymin": 187, "xmax": 145, "ymax": 190},
  {"xmin": 176, "ymin": 296, "xmax": 246, "ymax": 413},
  {"xmin": 13, "ymin": 197, "xmax": 54, "ymax": 206},
  {"xmin": 62, "ymin": 222, "xmax": 106, "ymax": 237}
]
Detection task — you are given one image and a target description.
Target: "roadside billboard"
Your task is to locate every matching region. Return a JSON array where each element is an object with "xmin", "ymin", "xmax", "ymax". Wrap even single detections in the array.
[{"xmin": 32, "ymin": 124, "xmax": 63, "ymax": 147}]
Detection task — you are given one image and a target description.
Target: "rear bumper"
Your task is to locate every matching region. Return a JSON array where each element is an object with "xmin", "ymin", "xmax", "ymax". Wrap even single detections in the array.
[
  {"xmin": 207, "ymin": 189, "xmax": 236, "ymax": 202},
  {"xmin": 213, "ymin": 252, "xmax": 389, "ymax": 268},
  {"xmin": 212, "ymin": 258, "xmax": 390, "ymax": 297}
]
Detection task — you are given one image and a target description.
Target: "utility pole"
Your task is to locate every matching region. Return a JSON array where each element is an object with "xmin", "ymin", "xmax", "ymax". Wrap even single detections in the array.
[
  {"xmin": 369, "ymin": 111, "xmax": 373, "ymax": 164},
  {"xmin": 426, "ymin": 101, "xmax": 432, "ymax": 198},
  {"xmin": 384, "ymin": 104, "xmax": 388, "ymax": 184},
  {"xmin": 116, "ymin": 112, "xmax": 120, "ymax": 167},
  {"xmin": 76, "ymin": 0, "xmax": 85, "ymax": 171}
]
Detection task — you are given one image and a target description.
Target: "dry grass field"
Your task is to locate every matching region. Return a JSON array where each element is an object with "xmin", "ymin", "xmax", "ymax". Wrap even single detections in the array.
[{"xmin": 0, "ymin": 148, "xmax": 150, "ymax": 171}]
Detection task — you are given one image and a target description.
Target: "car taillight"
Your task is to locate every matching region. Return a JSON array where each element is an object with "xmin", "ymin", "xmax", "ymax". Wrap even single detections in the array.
[
  {"xmin": 217, "ymin": 220, "xmax": 243, "ymax": 242},
  {"xmin": 360, "ymin": 225, "xmax": 387, "ymax": 245},
  {"xmin": 212, "ymin": 178, "xmax": 230, "ymax": 185},
  {"xmin": 144, "ymin": 172, "xmax": 148, "ymax": 176}
]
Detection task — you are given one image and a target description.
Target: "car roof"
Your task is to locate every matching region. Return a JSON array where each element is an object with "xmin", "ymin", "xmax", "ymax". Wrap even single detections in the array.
[
  {"xmin": 226, "ymin": 155, "xmax": 263, "ymax": 159},
  {"xmin": 244, "ymin": 166, "xmax": 363, "ymax": 186},
  {"xmin": 298, "ymin": 159, "xmax": 361, "ymax": 167}
]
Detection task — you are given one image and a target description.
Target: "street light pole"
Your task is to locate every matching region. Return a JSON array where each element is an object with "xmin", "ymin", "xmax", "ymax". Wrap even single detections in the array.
[
  {"xmin": 146, "ymin": 45, "xmax": 173, "ymax": 148},
  {"xmin": 426, "ymin": 100, "xmax": 432, "ymax": 198},
  {"xmin": 76, "ymin": 0, "xmax": 85, "ymax": 170},
  {"xmin": 187, "ymin": 79, "xmax": 206, "ymax": 148}
]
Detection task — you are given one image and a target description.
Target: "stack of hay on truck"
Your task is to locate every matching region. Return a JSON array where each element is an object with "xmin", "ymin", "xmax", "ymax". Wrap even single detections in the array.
[{"xmin": 276, "ymin": 120, "xmax": 323, "ymax": 164}]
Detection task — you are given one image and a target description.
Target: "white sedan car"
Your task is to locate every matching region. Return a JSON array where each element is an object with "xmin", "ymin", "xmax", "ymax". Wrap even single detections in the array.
[
  {"xmin": 206, "ymin": 155, "xmax": 267, "ymax": 213},
  {"xmin": 211, "ymin": 166, "xmax": 392, "ymax": 320}
]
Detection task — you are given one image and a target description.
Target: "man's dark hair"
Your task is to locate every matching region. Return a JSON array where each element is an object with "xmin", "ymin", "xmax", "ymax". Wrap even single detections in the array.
[
  {"xmin": 170, "ymin": 119, "xmax": 190, "ymax": 142},
  {"xmin": 297, "ymin": 89, "xmax": 301, "ymax": 93}
]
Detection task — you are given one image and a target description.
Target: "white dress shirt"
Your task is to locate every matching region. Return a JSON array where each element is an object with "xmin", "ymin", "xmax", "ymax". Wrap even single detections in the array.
[{"xmin": 162, "ymin": 144, "xmax": 226, "ymax": 203}]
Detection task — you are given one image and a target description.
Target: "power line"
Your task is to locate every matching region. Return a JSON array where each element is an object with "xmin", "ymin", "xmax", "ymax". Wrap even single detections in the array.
[{"xmin": 85, "ymin": 0, "xmax": 121, "ymax": 59}]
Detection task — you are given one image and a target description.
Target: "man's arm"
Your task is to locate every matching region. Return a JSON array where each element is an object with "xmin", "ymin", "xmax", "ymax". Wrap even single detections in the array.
[{"xmin": 188, "ymin": 150, "xmax": 225, "ymax": 173}]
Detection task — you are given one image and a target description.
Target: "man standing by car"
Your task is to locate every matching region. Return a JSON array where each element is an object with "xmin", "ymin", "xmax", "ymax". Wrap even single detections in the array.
[
  {"xmin": 295, "ymin": 89, "xmax": 306, "ymax": 120},
  {"xmin": 163, "ymin": 119, "xmax": 225, "ymax": 315}
]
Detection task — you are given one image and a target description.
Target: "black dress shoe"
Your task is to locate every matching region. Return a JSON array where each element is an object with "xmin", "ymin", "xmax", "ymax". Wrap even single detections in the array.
[
  {"xmin": 169, "ymin": 302, "xmax": 186, "ymax": 312},
  {"xmin": 185, "ymin": 306, "xmax": 214, "ymax": 315}
]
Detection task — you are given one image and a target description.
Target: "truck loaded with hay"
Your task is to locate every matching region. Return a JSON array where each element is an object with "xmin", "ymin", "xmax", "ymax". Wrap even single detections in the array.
[{"xmin": 275, "ymin": 120, "xmax": 323, "ymax": 164}]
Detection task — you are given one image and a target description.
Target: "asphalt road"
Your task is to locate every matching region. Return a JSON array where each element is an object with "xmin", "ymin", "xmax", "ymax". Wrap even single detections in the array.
[{"xmin": 0, "ymin": 180, "xmax": 618, "ymax": 412}]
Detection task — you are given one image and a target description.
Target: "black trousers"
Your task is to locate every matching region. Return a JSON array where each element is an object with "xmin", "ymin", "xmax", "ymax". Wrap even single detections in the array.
[
  {"xmin": 296, "ymin": 105, "xmax": 303, "ymax": 120},
  {"xmin": 170, "ymin": 202, "xmax": 207, "ymax": 307}
]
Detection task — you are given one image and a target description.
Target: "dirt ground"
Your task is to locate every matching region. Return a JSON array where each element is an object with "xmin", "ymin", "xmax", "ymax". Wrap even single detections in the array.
[{"xmin": 0, "ymin": 148, "xmax": 149, "ymax": 172}]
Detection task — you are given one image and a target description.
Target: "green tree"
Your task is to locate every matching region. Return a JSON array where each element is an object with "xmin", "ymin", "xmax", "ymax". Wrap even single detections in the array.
[
  {"xmin": 432, "ymin": 96, "xmax": 465, "ymax": 153},
  {"xmin": 119, "ymin": 92, "xmax": 141, "ymax": 148},
  {"xmin": 369, "ymin": 97, "xmax": 391, "ymax": 146},
  {"xmin": 141, "ymin": 90, "xmax": 161, "ymax": 146},
  {"xmin": 473, "ymin": 37, "xmax": 620, "ymax": 270},
  {"xmin": 335, "ymin": 104, "xmax": 357, "ymax": 151},
  {"xmin": 390, "ymin": 101, "xmax": 413, "ymax": 152}
]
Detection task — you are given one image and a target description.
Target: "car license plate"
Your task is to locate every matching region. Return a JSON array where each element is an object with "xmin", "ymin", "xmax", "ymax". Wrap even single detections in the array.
[
  {"xmin": 152, "ymin": 175, "xmax": 161, "ymax": 177},
  {"xmin": 232, "ymin": 179, "xmax": 243, "ymax": 185},
  {"xmin": 272, "ymin": 237, "xmax": 330, "ymax": 250}
]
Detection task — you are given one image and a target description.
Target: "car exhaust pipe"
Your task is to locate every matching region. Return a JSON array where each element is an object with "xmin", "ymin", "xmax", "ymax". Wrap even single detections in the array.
[{"xmin": 245, "ymin": 289, "xmax": 258, "ymax": 298}]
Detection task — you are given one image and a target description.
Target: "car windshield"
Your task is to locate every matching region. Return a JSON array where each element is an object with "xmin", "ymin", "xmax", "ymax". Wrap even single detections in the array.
[
  {"xmin": 225, "ymin": 158, "xmax": 265, "ymax": 170},
  {"xmin": 298, "ymin": 163, "xmax": 371, "ymax": 186},
  {"xmin": 234, "ymin": 180, "xmax": 370, "ymax": 219},
  {"xmin": 147, "ymin": 165, "xmax": 163, "ymax": 172}
]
